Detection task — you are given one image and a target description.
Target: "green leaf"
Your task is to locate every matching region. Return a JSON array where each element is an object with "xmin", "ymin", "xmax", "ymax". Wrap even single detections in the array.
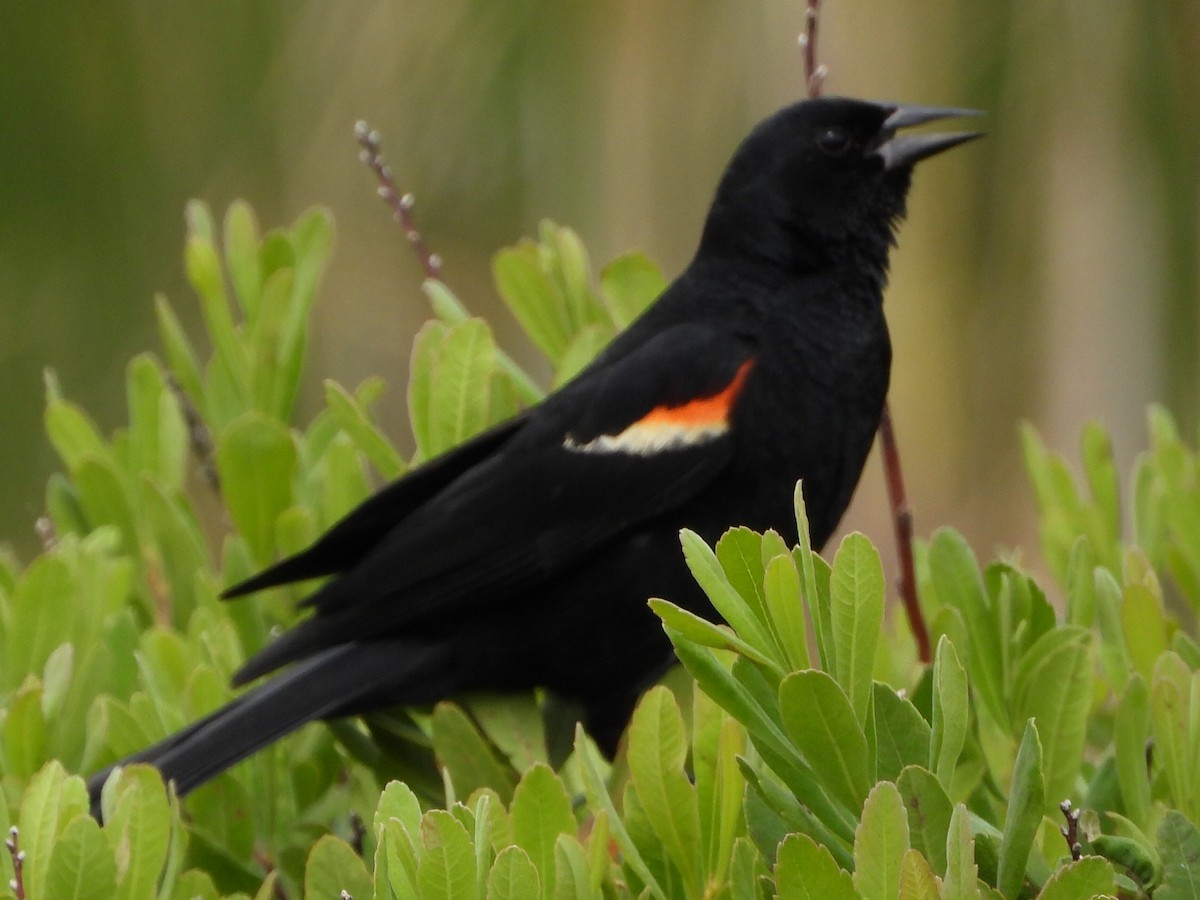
[
  {"xmin": 1036, "ymin": 856, "xmax": 1116, "ymax": 900},
  {"xmin": 694, "ymin": 704, "xmax": 745, "ymax": 887},
  {"xmin": 41, "ymin": 642, "xmax": 73, "ymax": 721},
  {"xmin": 224, "ymin": 200, "xmax": 262, "ymax": 319},
  {"xmin": 432, "ymin": 701, "xmax": 519, "ymax": 804},
  {"xmin": 670, "ymin": 641, "xmax": 853, "ymax": 844},
  {"xmin": 943, "ymin": 804, "xmax": 979, "ymax": 900},
  {"xmin": 45, "ymin": 388, "xmax": 109, "ymax": 471},
  {"xmin": 375, "ymin": 779, "xmax": 424, "ymax": 836},
  {"xmin": 19, "ymin": 762, "xmax": 90, "ymax": 900},
  {"xmin": 101, "ymin": 765, "xmax": 172, "ymax": 900},
  {"xmin": 779, "ymin": 670, "xmax": 871, "ymax": 815},
  {"xmin": 649, "ymin": 598, "xmax": 771, "ymax": 661},
  {"xmin": 423, "ymin": 279, "xmax": 544, "ymax": 406},
  {"xmin": 830, "ymin": 533, "xmax": 885, "ymax": 724},
  {"xmin": 408, "ymin": 320, "xmax": 448, "ymax": 460},
  {"xmin": 731, "ymin": 836, "xmax": 767, "ymax": 900},
  {"xmin": 246, "ymin": 266, "xmax": 294, "ymax": 415},
  {"xmin": 897, "ymin": 848, "xmax": 940, "ymax": 900},
  {"xmin": 996, "ymin": 720, "xmax": 1044, "ymax": 899},
  {"xmin": 45, "ymin": 814, "xmax": 118, "ymax": 900},
  {"xmin": 599, "ymin": 251, "xmax": 666, "ymax": 328},
  {"xmin": 873, "ymin": 684, "xmax": 932, "ymax": 784},
  {"xmin": 1115, "ymin": 674, "xmax": 1152, "ymax": 828},
  {"xmin": 380, "ymin": 817, "xmax": 420, "ymax": 900},
  {"xmin": 553, "ymin": 834, "xmax": 596, "ymax": 900},
  {"xmin": 464, "ymin": 693, "xmax": 547, "ymax": 772},
  {"xmin": 552, "ymin": 324, "xmax": 613, "ymax": 388},
  {"xmin": 125, "ymin": 354, "xmax": 187, "ymax": 492},
  {"xmin": 140, "ymin": 477, "xmax": 207, "ymax": 625},
  {"xmin": 575, "ymin": 725, "xmax": 666, "ymax": 900},
  {"xmin": 510, "ymin": 764, "xmax": 575, "ymax": 900},
  {"xmin": 929, "ymin": 529, "xmax": 1005, "ymax": 730},
  {"xmin": 488, "ymin": 846, "xmax": 541, "ymax": 900},
  {"xmin": 154, "ymin": 296, "xmax": 206, "ymax": 409},
  {"xmin": 186, "ymin": 232, "xmax": 249, "ymax": 403},
  {"xmin": 1090, "ymin": 833, "xmax": 1159, "ymax": 887},
  {"xmin": 764, "ymin": 549, "xmax": 808, "ymax": 670},
  {"xmin": 1123, "ymin": 582, "xmax": 1170, "ymax": 680},
  {"xmin": 626, "ymin": 686, "xmax": 702, "ymax": 894},
  {"xmin": 171, "ymin": 870, "xmax": 219, "ymax": 900},
  {"xmin": 215, "ymin": 413, "xmax": 297, "ymax": 563},
  {"xmin": 416, "ymin": 809, "xmax": 477, "ymax": 900},
  {"xmin": 772, "ymin": 833, "xmax": 856, "ymax": 900},
  {"xmin": 303, "ymin": 834, "xmax": 373, "ymax": 900},
  {"xmin": 794, "ymin": 483, "xmax": 833, "ymax": 670},
  {"xmin": 1012, "ymin": 627, "xmax": 1091, "ymax": 812},
  {"xmin": 895, "ymin": 766, "xmax": 952, "ymax": 875},
  {"xmin": 73, "ymin": 456, "xmax": 138, "ymax": 552},
  {"xmin": 324, "ymin": 379, "xmax": 405, "ymax": 479},
  {"xmin": 429, "ymin": 318, "xmax": 497, "ymax": 455},
  {"xmin": 680, "ymin": 529, "xmax": 782, "ymax": 672},
  {"xmin": 852, "ymin": 781, "xmax": 910, "ymax": 900},
  {"xmin": 1151, "ymin": 652, "xmax": 1194, "ymax": 816},
  {"xmin": 1156, "ymin": 812, "xmax": 1200, "ymax": 900},
  {"xmin": 493, "ymin": 242, "xmax": 572, "ymax": 363},
  {"xmin": 1064, "ymin": 537, "xmax": 1097, "ymax": 627},
  {"xmin": 929, "ymin": 636, "xmax": 968, "ymax": 793},
  {"xmin": 3, "ymin": 678, "xmax": 46, "ymax": 777},
  {"xmin": 1094, "ymin": 568, "xmax": 1133, "ymax": 691}
]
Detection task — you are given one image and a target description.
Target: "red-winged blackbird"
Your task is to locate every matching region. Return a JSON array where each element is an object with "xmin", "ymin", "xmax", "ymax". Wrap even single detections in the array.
[{"xmin": 88, "ymin": 97, "xmax": 980, "ymax": 808}]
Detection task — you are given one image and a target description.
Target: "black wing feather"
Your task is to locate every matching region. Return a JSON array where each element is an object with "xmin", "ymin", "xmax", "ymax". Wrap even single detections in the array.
[
  {"xmin": 233, "ymin": 324, "xmax": 755, "ymax": 684},
  {"xmin": 221, "ymin": 415, "xmax": 527, "ymax": 598}
]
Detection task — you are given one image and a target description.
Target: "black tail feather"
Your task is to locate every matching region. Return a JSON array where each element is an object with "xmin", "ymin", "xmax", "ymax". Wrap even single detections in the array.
[{"xmin": 88, "ymin": 640, "xmax": 451, "ymax": 819}]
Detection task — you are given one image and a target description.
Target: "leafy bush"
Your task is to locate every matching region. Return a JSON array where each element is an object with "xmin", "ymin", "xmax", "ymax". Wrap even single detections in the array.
[{"xmin": 2, "ymin": 203, "xmax": 1200, "ymax": 898}]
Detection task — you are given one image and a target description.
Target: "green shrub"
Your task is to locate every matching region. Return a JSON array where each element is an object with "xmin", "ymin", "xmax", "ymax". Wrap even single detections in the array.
[{"xmin": 2, "ymin": 203, "xmax": 1198, "ymax": 898}]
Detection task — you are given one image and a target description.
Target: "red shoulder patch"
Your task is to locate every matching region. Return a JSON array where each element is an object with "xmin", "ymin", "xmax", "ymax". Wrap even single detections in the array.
[
  {"xmin": 640, "ymin": 359, "xmax": 754, "ymax": 428},
  {"xmin": 565, "ymin": 359, "xmax": 755, "ymax": 456}
]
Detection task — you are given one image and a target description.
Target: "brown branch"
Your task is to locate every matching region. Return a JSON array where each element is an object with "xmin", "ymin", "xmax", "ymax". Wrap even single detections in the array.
[
  {"xmin": 355, "ymin": 121, "xmax": 444, "ymax": 281},
  {"xmin": 879, "ymin": 404, "xmax": 930, "ymax": 662},
  {"xmin": 1059, "ymin": 800, "xmax": 1083, "ymax": 861}
]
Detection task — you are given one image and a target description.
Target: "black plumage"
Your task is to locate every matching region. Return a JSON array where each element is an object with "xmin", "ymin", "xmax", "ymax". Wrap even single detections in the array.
[{"xmin": 88, "ymin": 97, "xmax": 980, "ymax": 810}]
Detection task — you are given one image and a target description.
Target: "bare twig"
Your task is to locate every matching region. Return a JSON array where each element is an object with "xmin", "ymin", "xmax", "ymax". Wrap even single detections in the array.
[
  {"xmin": 800, "ymin": 0, "xmax": 931, "ymax": 663},
  {"xmin": 879, "ymin": 405, "xmax": 930, "ymax": 662},
  {"xmin": 6, "ymin": 826, "xmax": 25, "ymax": 900},
  {"xmin": 355, "ymin": 121, "xmax": 444, "ymax": 281},
  {"xmin": 165, "ymin": 373, "xmax": 219, "ymax": 494},
  {"xmin": 1059, "ymin": 800, "xmax": 1083, "ymax": 861},
  {"xmin": 798, "ymin": 0, "xmax": 828, "ymax": 98}
]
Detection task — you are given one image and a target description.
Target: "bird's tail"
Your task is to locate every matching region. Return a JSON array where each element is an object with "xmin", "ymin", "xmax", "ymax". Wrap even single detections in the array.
[{"xmin": 87, "ymin": 640, "xmax": 452, "ymax": 818}]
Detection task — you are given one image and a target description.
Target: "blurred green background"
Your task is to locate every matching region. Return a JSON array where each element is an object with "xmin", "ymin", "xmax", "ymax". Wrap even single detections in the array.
[{"xmin": 2, "ymin": 2, "xmax": 1198, "ymax": 574}]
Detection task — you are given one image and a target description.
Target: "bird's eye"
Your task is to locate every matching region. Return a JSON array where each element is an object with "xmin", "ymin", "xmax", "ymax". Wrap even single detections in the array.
[{"xmin": 816, "ymin": 127, "xmax": 852, "ymax": 156}]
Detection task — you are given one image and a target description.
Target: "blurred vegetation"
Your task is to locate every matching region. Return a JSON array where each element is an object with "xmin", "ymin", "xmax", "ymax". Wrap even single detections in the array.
[{"xmin": 2, "ymin": 1, "xmax": 1199, "ymax": 574}]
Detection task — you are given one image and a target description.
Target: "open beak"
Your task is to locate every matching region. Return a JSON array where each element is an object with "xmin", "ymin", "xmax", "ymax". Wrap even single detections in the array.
[{"xmin": 872, "ymin": 104, "xmax": 983, "ymax": 171}]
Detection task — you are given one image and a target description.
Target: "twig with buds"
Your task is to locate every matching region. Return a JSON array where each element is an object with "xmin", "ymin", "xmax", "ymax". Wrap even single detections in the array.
[{"xmin": 355, "ymin": 121, "xmax": 444, "ymax": 282}]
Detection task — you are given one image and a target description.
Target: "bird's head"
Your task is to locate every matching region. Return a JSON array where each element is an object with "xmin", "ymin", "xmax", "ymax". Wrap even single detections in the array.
[{"xmin": 697, "ymin": 97, "xmax": 982, "ymax": 274}]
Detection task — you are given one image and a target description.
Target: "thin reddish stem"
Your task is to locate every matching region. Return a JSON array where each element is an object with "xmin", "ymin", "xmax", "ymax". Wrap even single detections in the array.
[
  {"xmin": 799, "ymin": 0, "xmax": 828, "ymax": 99},
  {"xmin": 879, "ymin": 403, "xmax": 930, "ymax": 662},
  {"xmin": 355, "ymin": 121, "xmax": 444, "ymax": 281}
]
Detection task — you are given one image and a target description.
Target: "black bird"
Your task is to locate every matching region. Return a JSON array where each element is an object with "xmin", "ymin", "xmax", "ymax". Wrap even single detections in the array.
[{"xmin": 88, "ymin": 97, "xmax": 980, "ymax": 808}]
